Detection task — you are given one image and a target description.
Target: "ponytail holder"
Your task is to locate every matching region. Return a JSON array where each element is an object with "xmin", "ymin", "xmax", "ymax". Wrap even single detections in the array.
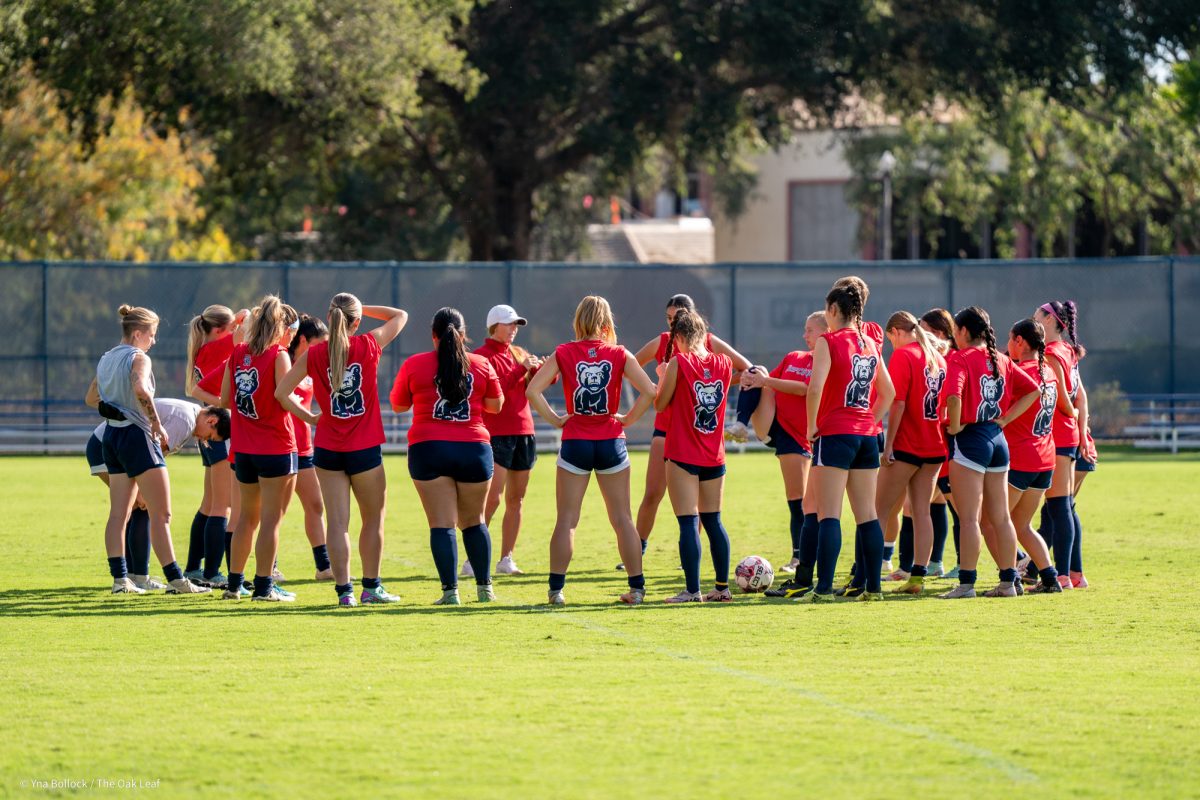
[
  {"xmin": 288, "ymin": 318, "xmax": 300, "ymax": 331},
  {"xmin": 1039, "ymin": 303, "xmax": 1066, "ymax": 330}
]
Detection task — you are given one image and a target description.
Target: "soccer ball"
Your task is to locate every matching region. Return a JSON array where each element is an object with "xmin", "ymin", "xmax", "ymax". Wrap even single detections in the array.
[{"xmin": 735, "ymin": 555, "xmax": 774, "ymax": 593}]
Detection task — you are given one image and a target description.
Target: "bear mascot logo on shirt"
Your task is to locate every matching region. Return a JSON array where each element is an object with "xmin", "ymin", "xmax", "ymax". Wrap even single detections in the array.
[
  {"xmin": 923, "ymin": 365, "xmax": 946, "ymax": 421},
  {"xmin": 692, "ymin": 381, "xmax": 725, "ymax": 434},
  {"xmin": 977, "ymin": 373, "xmax": 1005, "ymax": 422},
  {"xmin": 433, "ymin": 373, "xmax": 474, "ymax": 422},
  {"xmin": 1033, "ymin": 381, "xmax": 1056, "ymax": 437},
  {"xmin": 574, "ymin": 361, "xmax": 612, "ymax": 415},
  {"xmin": 233, "ymin": 367, "xmax": 260, "ymax": 420},
  {"xmin": 330, "ymin": 363, "xmax": 366, "ymax": 419},
  {"xmin": 844, "ymin": 353, "xmax": 877, "ymax": 409}
]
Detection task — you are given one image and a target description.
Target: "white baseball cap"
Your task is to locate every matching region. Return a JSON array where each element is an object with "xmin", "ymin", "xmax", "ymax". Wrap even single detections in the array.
[{"xmin": 487, "ymin": 304, "xmax": 527, "ymax": 327}]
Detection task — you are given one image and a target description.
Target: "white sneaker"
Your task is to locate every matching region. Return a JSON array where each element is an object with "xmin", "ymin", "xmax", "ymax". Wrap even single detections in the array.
[
  {"xmin": 704, "ymin": 587, "xmax": 733, "ymax": 602},
  {"xmin": 495, "ymin": 555, "xmax": 524, "ymax": 575},
  {"xmin": 927, "ymin": 561, "xmax": 945, "ymax": 577},
  {"xmin": 251, "ymin": 586, "xmax": 296, "ymax": 602},
  {"xmin": 881, "ymin": 560, "xmax": 894, "ymax": 574},
  {"xmin": 619, "ymin": 588, "xmax": 645, "ymax": 605},
  {"xmin": 435, "ymin": 588, "xmax": 461, "ymax": 606},
  {"xmin": 883, "ymin": 569, "xmax": 911, "ymax": 582},
  {"xmin": 724, "ymin": 421, "xmax": 750, "ymax": 443},
  {"xmin": 547, "ymin": 589, "xmax": 565, "ymax": 605},
  {"xmin": 780, "ymin": 558, "xmax": 800, "ymax": 574},
  {"xmin": 165, "ymin": 577, "xmax": 212, "ymax": 595},
  {"xmin": 664, "ymin": 590, "xmax": 703, "ymax": 604},
  {"xmin": 112, "ymin": 577, "xmax": 146, "ymax": 594},
  {"xmin": 460, "ymin": 559, "xmax": 475, "ymax": 578},
  {"xmin": 271, "ymin": 565, "xmax": 286, "ymax": 581},
  {"xmin": 129, "ymin": 574, "xmax": 167, "ymax": 591},
  {"xmin": 939, "ymin": 583, "xmax": 977, "ymax": 599},
  {"xmin": 314, "ymin": 568, "xmax": 334, "ymax": 581},
  {"xmin": 477, "ymin": 584, "xmax": 496, "ymax": 602}
]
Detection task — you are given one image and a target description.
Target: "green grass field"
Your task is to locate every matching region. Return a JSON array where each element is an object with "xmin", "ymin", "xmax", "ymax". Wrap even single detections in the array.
[{"xmin": 3, "ymin": 448, "xmax": 1199, "ymax": 798}]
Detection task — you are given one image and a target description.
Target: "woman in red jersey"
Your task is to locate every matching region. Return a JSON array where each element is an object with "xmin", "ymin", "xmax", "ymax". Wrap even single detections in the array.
[
  {"xmin": 1035, "ymin": 299, "xmax": 1090, "ymax": 589},
  {"xmin": 391, "ymin": 308, "xmax": 503, "ymax": 605},
  {"xmin": 918, "ymin": 308, "xmax": 960, "ymax": 578},
  {"xmin": 277, "ymin": 293, "xmax": 408, "ymax": 607},
  {"xmin": 802, "ymin": 278, "xmax": 895, "ymax": 602},
  {"xmin": 1001, "ymin": 318, "xmax": 1062, "ymax": 593},
  {"xmin": 526, "ymin": 295, "xmax": 657, "ymax": 606},
  {"xmin": 654, "ymin": 309, "xmax": 735, "ymax": 603},
  {"xmin": 220, "ymin": 296, "xmax": 299, "ymax": 602},
  {"xmin": 472, "ymin": 304, "xmax": 543, "ymax": 578},
  {"xmin": 876, "ymin": 311, "xmax": 947, "ymax": 596},
  {"xmin": 284, "ymin": 314, "xmax": 333, "ymax": 582},
  {"xmin": 939, "ymin": 306, "xmax": 1041, "ymax": 599},
  {"xmin": 631, "ymin": 294, "xmax": 749, "ymax": 566}
]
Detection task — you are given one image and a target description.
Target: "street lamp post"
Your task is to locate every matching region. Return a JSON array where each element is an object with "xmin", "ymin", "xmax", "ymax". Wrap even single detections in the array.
[{"xmin": 878, "ymin": 150, "xmax": 896, "ymax": 261}]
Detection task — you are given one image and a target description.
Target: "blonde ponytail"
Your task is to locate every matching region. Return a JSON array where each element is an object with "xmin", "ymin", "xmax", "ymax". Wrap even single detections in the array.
[
  {"xmin": 887, "ymin": 310, "xmax": 945, "ymax": 372},
  {"xmin": 327, "ymin": 292, "xmax": 362, "ymax": 388},
  {"xmin": 185, "ymin": 304, "xmax": 235, "ymax": 392},
  {"xmin": 246, "ymin": 295, "xmax": 285, "ymax": 355}
]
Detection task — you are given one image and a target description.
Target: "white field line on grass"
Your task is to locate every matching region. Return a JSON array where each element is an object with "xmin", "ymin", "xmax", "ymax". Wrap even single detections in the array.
[{"xmin": 564, "ymin": 615, "xmax": 1040, "ymax": 785}]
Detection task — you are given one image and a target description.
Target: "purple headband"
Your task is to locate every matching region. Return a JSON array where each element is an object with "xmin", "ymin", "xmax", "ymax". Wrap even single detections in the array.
[{"xmin": 1039, "ymin": 303, "xmax": 1066, "ymax": 329}]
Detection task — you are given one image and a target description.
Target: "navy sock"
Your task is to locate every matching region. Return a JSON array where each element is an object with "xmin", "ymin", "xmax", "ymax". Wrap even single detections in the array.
[
  {"xmin": 948, "ymin": 503, "xmax": 962, "ymax": 561},
  {"xmin": 998, "ymin": 567, "xmax": 1018, "ymax": 583},
  {"xmin": 362, "ymin": 577, "xmax": 381, "ymax": 590},
  {"xmin": 311, "ymin": 544, "xmax": 331, "ymax": 572},
  {"xmin": 224, "ymin": 530, "xmax": 234, "ymax": 572},
  {"xmin": 108, "ymin": 556, "xmax": 127, "ymax": 580},
  {"xmin": 185, "ymin": 511, "xmax": 207, "ymax": 573},
  {"xmin": 882, "ymin": 543, "xmax": 895, "ymax": 561},
  {"xmin": 898, "ymin": 515, "xmax": 914, "ymax": 572},
  {"xmin": 850, "ymin": 526, "xmax": 865, "ymax": 588},
  {"xmin": 858, "ymin": 520, "xmax": 885, "ymax": 593},
  {"xmin": 1069, "ymin": 497, "xmax": 1083, "ymax": 573},
  {"xmin": 911, "ymin": 564, "xmax": 928, "ymax": 577},
  {"xmin": 699, "ymin": 511, "xmax": 731, "ymax": 586},
  {"xmin": 797, "ymin": 513, "xmax": 818, "ymax": 585},
  {"xmin": 429, "ymin": 527, "xmax": 458, "ymax": 590},
  {"xmin": 735, "ymin": 386, "xmax": 760, "ymax": 427},
  {"xmin": 815, "ymin": 517, "xmax": 842, "ymax": 594},
  {"xmin": 229, "ymin": 571, "xmax": 245, "ymax": 593},
  {"xmin": 677, "ymin": 515, "xmax": 702, "ymax": 594},
  {"xmin": 252, "ymin": 574, "xmax": 273, "ymax": 597},
  {"xmin": 125, "ymin": 507, "xmax": 151, "ymax": 575},
  {"xmin": 627, "ymin": 573, "xmax": 645, "ymax": 591},
  {"xmin": 549, "ymin": 572, "xmax": 567, "ymax": 591},
  {"xmin": 959, "ymin": 568, "xmax": 978, "ymax": 586},
  {"xmin": 203, "ymin": 515, "xmax": 227, "ymax": 578},
  {"xmin": 640, "ymin": 538, "xmax": 648, "ymax": 555},
  {"xmin": 1038, "ymin": 566, "xmax": 1059, "ymax": 586},
  {"xmin": 462, "ymin": 524, "xmax": 493, "ymax": 585},
  {"xmin": 787, "ymin": 499, "xmax": 804, "ymax": 559},
  {"xmin": 162, "ymin": 561, "xmax": 183, "ymax": 582},
  {"xmin": 930, "ymin": 503, "xmax": 948, "ymax": 563},
  {"xmin": 335, "ymin": 581, "xmax": 353, "ymax": 597},
  {"xmin": 1046, "ymin": 496, "xmax": 1075, "ymax": 577}
]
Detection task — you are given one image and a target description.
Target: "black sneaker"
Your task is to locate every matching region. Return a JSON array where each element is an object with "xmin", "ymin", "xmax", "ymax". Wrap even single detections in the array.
[
  {"xmin": 1027, "ymin": 580, "xmax": 1063, "ymax": 594},
  {"xmin": 836, "ymin": 584, "xmax": 866, "ymax": 598},
  {"xmin": 765, "ymin": 579, "xmax": 813, "ymax": 599}
]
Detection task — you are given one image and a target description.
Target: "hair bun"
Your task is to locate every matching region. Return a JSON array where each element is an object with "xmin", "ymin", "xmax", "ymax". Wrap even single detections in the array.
[{"xmin": 118, "ymin": 304, "xmax": 134, "ymax": 316}]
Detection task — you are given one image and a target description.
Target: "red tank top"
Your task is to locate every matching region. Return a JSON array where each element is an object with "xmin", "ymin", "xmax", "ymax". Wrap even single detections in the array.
[
  {"xmin": 664, "ymin": 351, "xmax": 733, "ymax": 467},
  {"xmin": 193, "ymin": 336, "xmax": 233, "ymax": 385},
  {"xmin": 887, "ymin": 342, "xmax": 947, "ymax": 458},
  {"xmin": 291, "ymin": 375, "xmax": 315, "ymax": 456},
  {"xmin": 228, "ymin": 343, "xmax": 295, "ymax": 455},
  {"xmin": 652, "ymin": 331, "xmax": 713, "ymax": 433},
  {"xmin": 1045, "ymin": 340, "xmax": 1080, "ymax": 447},
  {"xmin": 556, "ymin": 340, "xmax": 627, "ymax": 440},
  {"xmin": 306, "ymin": 334, "xmax": 384, "ymax": 452},
  {"xmin": 473, "ymin": 338, "xmax": 535, "ymax": 437},
  {"xmin": 1006, "ymin": 359, "xmax": 1057, "ymax": 472},
  {"xmin": 389, "ymin": 351, "xmax": 501, "ymax": 445},
  {"xmin": 769, "ymin": 351, "xmax": 813, "ymax": 449},
  {"xmin": 942, "ymin": 346, "xmax": 1038, "ymax": 426},
  {"xmin": 816, "ymin": 328, "xmax": 880, "ymax": 437}
]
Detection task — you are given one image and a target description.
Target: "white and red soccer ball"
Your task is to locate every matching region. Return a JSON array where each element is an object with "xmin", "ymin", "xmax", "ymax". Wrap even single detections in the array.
[{"xmin": 735, "ymin": 555, "xmax": 774, "ymax": 593}]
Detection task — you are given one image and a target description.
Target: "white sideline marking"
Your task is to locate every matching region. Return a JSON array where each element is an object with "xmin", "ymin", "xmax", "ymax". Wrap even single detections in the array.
[{"xmin": 566, "ymin": 616, "xmax": 1039, "ymax": 784}]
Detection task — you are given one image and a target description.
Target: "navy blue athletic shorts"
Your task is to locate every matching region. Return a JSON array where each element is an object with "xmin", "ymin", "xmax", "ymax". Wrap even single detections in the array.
[
  {"xmin": 235, "ymin": 452, "xmax": 298, "ymax": 483},
  {"xmin": 200, "ymin": 438, "xmax": 229, "ymax": 467},
  {"xmin": 313, "ymin": 445, "xmax": 383, "ymax": 476},
  {"xmin": 950, "ymin": 422, "xmax": 1009, "ymax": 473},
  {"xmin": 813, "ymin": 433, "xmax": 879, "ymax": 470},
  {"xmin": 102, "ymin": 424, "xmax": 165, "ymax": 478},
  {"xmin": 893, "ymin": 449, "xmax": 945, "ymax": 467},
  {"xmin": 766, "ymin": 419, "xmax": 812, "ymax": 458},
  {"xmin": 558, "ymin": 438, "xmax": 630, "ymax": 475},
  {"xmin": 669, "ymin": 460, "xmax": 727, "ymax": 481},
  {"xmin": 408, "ymin": 440, "xmax": 493, "ymax": 483},
  {"xmin": 1008, "ymin": 469, "xmax": 1053, "ymax": 491},
  {"xmin": 86, "ymin": 433, "xmax": 107, "ymax": 475}
]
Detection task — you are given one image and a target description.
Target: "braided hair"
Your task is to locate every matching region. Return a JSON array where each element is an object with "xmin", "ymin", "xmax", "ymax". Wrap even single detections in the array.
[
  {"xmin": 825, "ymin": 278, "xmax": 867, "ymax": 349},
  {"xmin": 668, "ymin": 307, "xmax": 708, "ymax": 352},
  {"xmin": 1010, "ymin": 318, "xmax": 1048, "ymax": 389},
  {"xmin": 954, "ymin": 306, "xmax": 999, "ymax": 380},
  {"xmin": 920, "ymin": 308, "xmax": 957, "ymax": 351},
  {"xmin": 1044, "ymin": 300, "xmax": 1087, "ymax": 359},
  {"xmin": 663, "ymin": 294, "xmax": 697, "ymax": 363},
  {"xmin": 432, "ymin": 307, "xmax": 471, "ymax": 407}
]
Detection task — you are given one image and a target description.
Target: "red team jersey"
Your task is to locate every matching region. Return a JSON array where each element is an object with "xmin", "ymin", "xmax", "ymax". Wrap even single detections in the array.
[
  {"xmin": 664, "ymin": 351, "xmax": 733, "ymax": 467},
  {"xmin": 942, "ymin": 345, "xmax": 1038, "ymax": 426},
  {"xmin": 769, "ymin": 351, "xmax": 813, "ymax": 450},
  {"xmin": 291, "ymin": 375, "xmax": 315, "ymax": 456},
  {"xmin": 227, "ymin": 343, "xmax": 295, "ymax": 455},
  {"xmin": 1045, "ymin": 339, "xmax": 1081, "ymax": 448},
  {"xmin": 816, "ymin": 328, "xmax": 881, "ymax": 437},
  {"xmin": 652, "ymin": 331, "xmax": 713, "ymax": 433},
  {"xmin": 1006, "ymin": 359, "xmax": 1057, "ymax": 472},
  {"xmin": 306, "ymin": 334, "xmax": 384, "ymax": 452},
  {"xmin": 389, "ymin": 351, "xmax": 501, "ymax": 445},
  {"xmin": 474, "ymin": 338, "xmax": 536, "ymax": 437},
  {"xmin": 887, "ymin": 342, "xmax": 947, "ymax": 458},
  {"xmin": 556, "ymin": 340, "xmax": 628, "ymax": 440},
  {"xmin": 193, "ymin": 336, "xmax": 233, "ymax": 385}
]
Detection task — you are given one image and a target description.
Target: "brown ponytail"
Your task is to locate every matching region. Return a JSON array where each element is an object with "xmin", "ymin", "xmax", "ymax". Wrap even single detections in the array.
[
  {"xmin": 327, "ymin": 293, "xmax": 362, "ymax": 389},
  {"xmin": 826, "ymin": 277, "xmax": 868, "ymax": 349},
  {"xmin": 669, "ymin": 307, "xmax": 708, "ymax": 352},
  {"xmin": 1011, "ymin": 318, "xmax": 1047, "ymax": 389},
  {"xmin": 185, "ymin": 304, "xmax": 235, "ymax": 392},
  {"xmin": 117, "ymin": 304, "xmax": 159, "ymax": 340}
]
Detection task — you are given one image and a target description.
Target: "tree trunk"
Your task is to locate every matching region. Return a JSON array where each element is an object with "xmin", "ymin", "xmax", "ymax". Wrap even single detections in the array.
[{"xmin": 459, "ymin": 163, "xmax": 535, "ymax": 261}]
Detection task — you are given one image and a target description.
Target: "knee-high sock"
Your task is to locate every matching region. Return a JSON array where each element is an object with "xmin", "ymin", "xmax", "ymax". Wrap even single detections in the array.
[
  {"xmin": 787, "ymin": 499, "xmax": 804, "ymax": 559},
  {"xmin": 815, "ymin": 518, "xmax": 842, "ymax": 594},
  {"xmin": 858, "ymin": 520, "xmax": 885, "ymax": 593},
  {"xmin": 461, "ymin": 524, "xmax": 492, "ymax": 585},
  {"xmin": 930, "ymin": 503, "xmax": 948, "ymax": 563},
  {"xmin": 798, "ymin": 513, "xmax": 819, "ymax": 585},
  {"xmin": 185, "ymin": 511, "xmax": 207, "ymax": 573},
  {"xmin": 203, "ymin": 515, "xmax": 227, "ymax": 578},
  {"xmin": 677, "ymin": 515, "xmax": 702, "ymax": 594},
  {"xmin": 429, "ymin": 527, "xmax": 458, "ymax": 589},
  {"xmin": 224, "ymin": 530, "xmax": 234, "ymax": 573},
  {"xmin": 1070, "ymin": 497, "xmax": 1083, "ymax": 573},
  {"xmin": 735, "ymin": 387, "xmax": 761, "ymax": 427},
  {"xmin": 1046, "ymin": 496, "xmax": 1075, "ymax": 577},
  {"xmin": 850, "ymin": 524, "xmax": 866, "ymax": 588},
  {"xmin": 949, "ymin": 502, "xmax": 962, "ymax": 562},
  {"xmin": 898, "ymin": 515, "xmax": 915, "ymax": 572},
  {"xmin": 699, "ymin": 511, "xmax": 730, "ymax": 586},
  {"xmin": 125, "ymin": 507, "xmax": 151, "ymax": 576}
]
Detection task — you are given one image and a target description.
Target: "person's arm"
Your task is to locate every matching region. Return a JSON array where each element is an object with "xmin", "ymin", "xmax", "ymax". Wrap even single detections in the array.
[
  {"xmin": 617, "ymin": 349, "xmax": 656, "ymax": 427},
  {"xmin": 653, "ymin": 358, "xmax": 679, "ymax": 412},
  {"xmin": 872, "ymin": 360, "xmax": 896, "ymax": 425},
  {"xmin": 945, "ymin": 396, "xmax": 963, "ymax": 435},
  {"xmin": 231, "ymin": 309, "xmax": 250, "ymax": 345},
  {"xmin": 883, "ymin": 401, "xmax": 905, "ymax": 463},
  {"xmin": 525, "ymin": 353, "xmax": 567, "ymax": 428},
  {"xmin": 634, "ymin": 336, "xmax": 660, "ymax": 367},
  {"xmin": 483, "ymin": 363, "xmax": 504, "ymax": 414},
  {"xmin": 806, "ymin": 338, "xmax": 831, "ymax": 438},
  {"xmin": 1075, "ymin": 380, "xmax": 1093, "ymax": 461},
  {"xmin": 130, "ymin": 352, "xmax": 168, "ymax": 450},
  {"xmin": 998, "ymin": 389, "xmax": 1040, "ymax": 429},
  {"xmin": 189, "ymin": 365, "xmax": 223, "ymax": 406},
  {"xmin": 364, "ymin": 305, "xmax": 408, "ymax": 349},
  {"xmin": 219, "ymin": 362, "xmax": 233, "ymax": 411},
  {"xmin": 1046, "ymin": 357, "xmax": 1077, "ymax": 418},
  {"xmin": 85, "ymin": 378, "xmax": 100, "ymax": 409},
  {"xmin": 272, "ymin": 350, "xmax": 319, "ymax": 426},
  {"xmin": 709, "ymin": 334, "xmax": 752, "ymax": 372}
]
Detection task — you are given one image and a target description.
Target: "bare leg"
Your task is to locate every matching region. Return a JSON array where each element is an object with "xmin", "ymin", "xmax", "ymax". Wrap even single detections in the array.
[
  {"xmin": 635, "ymin": 436, "xmax": 667, "ymax": 541},
  {"xmin": 550, "ymin": 469, "xmax": 590, "ymax": 574},
  {"xmin": 316, "ymin": 468, "xmax": 352, "ymax": 585},
  {"xmin": 596, "ymin": 467, "xmax": 643, "ymax": 575},
  {"xmin": 500, "ymin": 469, "xmax": 531, "ymax": 558},
  {"xmin": 350, "ymin": 465, "xmax": 387, "ymax": 581}
]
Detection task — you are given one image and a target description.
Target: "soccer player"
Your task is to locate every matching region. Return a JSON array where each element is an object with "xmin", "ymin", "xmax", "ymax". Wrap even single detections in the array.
[
  {"xmin": 92, "ymin": 304, "xmax": 210, "ymax": 595},
  {"xmin": 220, "ymin": 297, "xmax": 300, "ymax": 602},
  {"xmin": 802, "ymin": 278, "xmax": 895, "ymax": 602},
  {"xmin": 286, "ymin": 314, "xmax": 333, "ymax": 582},
  {"xmin": 939, "ymin": 306, "xmax": 1041, "ymax": 599},
  {"xmin": 655, "ymin": 308, "xmax": 735, "ymax": 603},
  {"xmin": 276, "ymin": 293, "xmax": 408, "ymax": 607},
  {"xmin": 390, "ymin": 308, "xmax": 503, "ymax": 605},
  {"xmin": 920, "ymin": 308, "xmax": 959, "ymax": 578},
  {"xmin": 526, "ymin": 295, "xmax": 657, "ymax": 605}
]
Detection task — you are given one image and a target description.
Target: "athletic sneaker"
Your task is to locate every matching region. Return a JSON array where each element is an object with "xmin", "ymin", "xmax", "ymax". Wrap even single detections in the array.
[
  {"xmin": 314, "ymin": 568, "xmax": 334, "ymax": 582},
  {"xmin": 982, "ymin": 581, "xmax": 1017, "ymax": 598},
  {"xmin": 1016, "ymin": 554, "xmax": 1032, "ymax": 577},
  {"xmin": 274, "ymin": 585, "xmax": 296, "ymax": 600},
  {"xmin": 764, "ymin": 578, "xmax": 810, "ymax": 598},
  {"xmin": 548, "ymin": 589, "xmax": 566, "ymax": 605},
  {"xmin": 129, "ymin": 574, "xmax": 167, "ymax": 591},
  {"xmin": 724, "ymin": 421, "xmax": 750, "ymax": 443},
  {"xmin": 894, "ymin": 576, "xmax": 924, "ymax": 595},
  {"xmin": 796, "ymin": 590, "xmax": 834, "ymax": 604},
  {"xmin": 1057, "ymin": 575, "xmax": 1075, "ymax": 591},
  {"xmin": 779, "ymin": 557, "xmax": 800, "ymax": 574},
  {"xmin": 360, "ymin": 585, "xmax": 401, "ymax": 604},
  {"xmin": 884, "ymin": 569, "xmax": 911, "ymax": 582},
  {"xmin": 619, "ymin": 588, "xmax": 646, "ymax": 605},
  {"xmin": 271, "ymin": 565, "xmax": 286, "ymax": 581},
  {"xmin": 1014, "ymin": 579, "xmax": 1025, "ymax": 596},
  {"xmin": 615, "ymin": 562, "xmax": 626, "ymax": 571},
  {"xmin": 221, "ymin": 587, "xmax": 243, "ymax": 600},
  {"xmin": 664, "ymin": 590, "xmax": 703, "ymax": 604},
  {"xmin": 939, "ymin": 583, "xmax": 976, "ymax": 599},
  {"xmin": 704, "ymin": 587, "xmax": 733, "ymax": 602},
  {"xmin": 495, "ymin": 556, "xmax": 523, "ymax": 575},
  {"xmin": 184, "ymin": 568, "xmax": 205, "ymax": 583},
  {"xmin": 1028, "ymin": 580, "xmax": 1064, "ymax": 594},
  {"xmin": 166, "ymin": 577, "xmax": 212, "ymax": 595},
  {"xmin": 201, "ymin": 573, "xmax": 228, "ymax": 589},
  {"xmin": 434, "ymin": 588, "xmax": 461, "ymax": 606},
  {"xmin": 477, "ymin": 584, "xmax": 496, "ymax": 603},
  {"xmin": 337, "ymin": 589, "xmax": 358, "ymax": 607},
  {"xmin": 1070, "ymin": 571, "xmax": 1089, "ymax": 589},
  {"xmin": 881, "ymin": 559, "xmax": 894, "ymax": 574},
  {"xmin": 927, "ymin": 561, "xmax": 945, "ymax": 578},
  {"xmin": 943, "ymin": 565, "xmax": 961, "ymax": 580},
  {"xmin": 251, "ymin": 586, "xmax": 296, "ymax": 602},
  {"xmin": 460, "ymin": 560, "xmax": 475, "ymax": 579},
  {"xmin": 112, "ymin": 577, "xmax": 146, "ymax": 595},
  {"xmin": 836, "ymin": 584, "xmax": 865, "ymax": 599},
  {"xmin": 857, "ymin": 591, "xmax": 884, "ymax": 602}
]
